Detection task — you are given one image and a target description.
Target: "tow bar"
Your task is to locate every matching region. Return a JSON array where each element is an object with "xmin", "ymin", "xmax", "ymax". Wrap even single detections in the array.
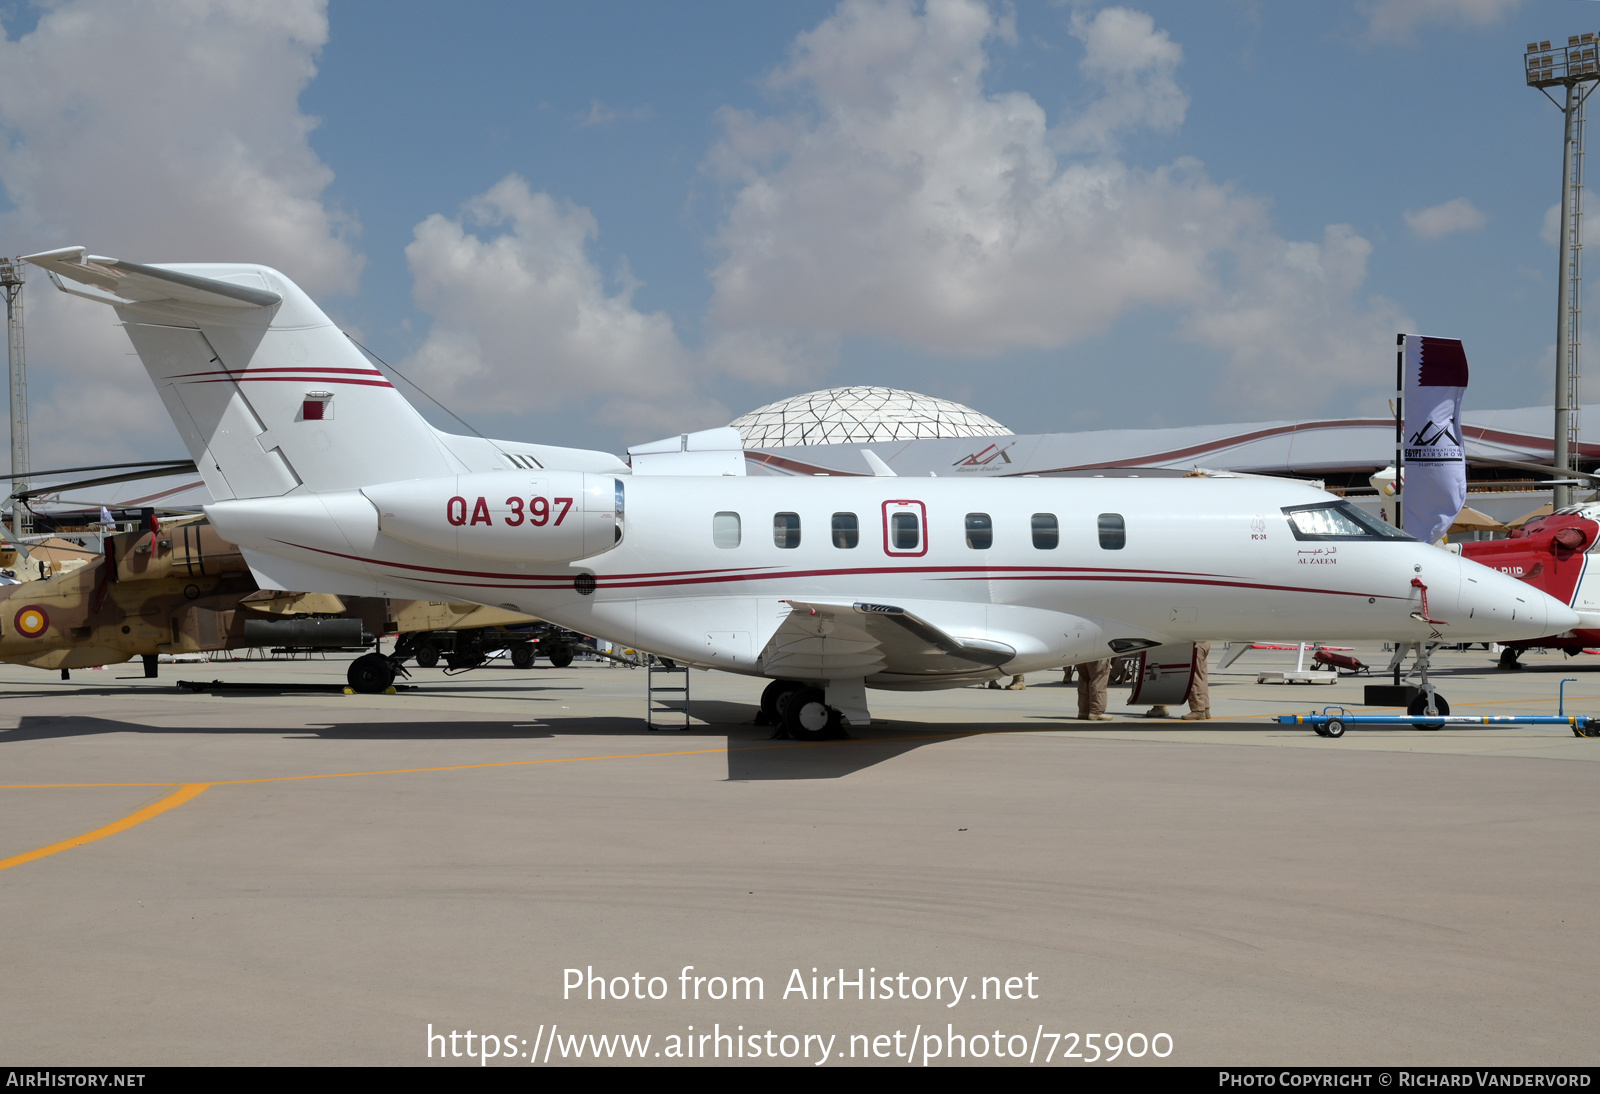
[{"xmin": 1276, "ymin": 706, "xmax": 1600, "ymax": 739}]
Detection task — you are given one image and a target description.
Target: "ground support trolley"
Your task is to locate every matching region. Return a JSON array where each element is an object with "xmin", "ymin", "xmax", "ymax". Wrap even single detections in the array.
[{"xmin": 1277, "ymin": 706, "xmax": 1600, "ymax": 739}]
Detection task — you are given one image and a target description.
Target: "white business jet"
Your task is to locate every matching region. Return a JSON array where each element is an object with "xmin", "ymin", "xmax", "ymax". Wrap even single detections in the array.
[{"xmin": 23, "ymin": 248, "xmax": 1577, "ymax": 738}]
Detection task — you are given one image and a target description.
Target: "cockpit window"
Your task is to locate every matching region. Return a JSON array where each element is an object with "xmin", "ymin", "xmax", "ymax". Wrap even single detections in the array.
[{"xmin": 1283, "ymin": 502, "xmax": 1413, "ymax": 541}]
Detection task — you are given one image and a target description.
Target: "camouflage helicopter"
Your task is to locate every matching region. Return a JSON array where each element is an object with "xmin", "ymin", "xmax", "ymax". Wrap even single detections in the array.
[{"xmin": 0, "ymin": 515, "xmax": 582, "ymax": 691}]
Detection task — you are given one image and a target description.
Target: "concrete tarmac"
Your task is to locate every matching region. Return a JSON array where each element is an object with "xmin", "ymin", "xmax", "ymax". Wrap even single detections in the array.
[{"xmin": 1, "ymin": 644, "xmax": 1596, "ymax": 1066}]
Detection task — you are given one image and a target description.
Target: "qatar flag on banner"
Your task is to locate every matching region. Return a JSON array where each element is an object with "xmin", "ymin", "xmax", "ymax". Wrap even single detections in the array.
[{"xmin": 1401, "ymin": 335, "xmax": 1469, "ymax": 545}]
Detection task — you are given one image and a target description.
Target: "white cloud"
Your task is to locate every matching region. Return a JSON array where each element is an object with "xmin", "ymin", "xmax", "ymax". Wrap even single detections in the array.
[
  {"xmin": 708, "ymin": 1, "xmax": 1239, "ymax": 354},
  {"xmin": 11, "ymin": 286, "xmax": 172, "ymax": 470},
  {"xmin": 1543, "ymin": 202, "xmax": 1562, "ymax": 246},
  {"xmin": 703, "ymin": 0, "xmax": 1406, "ymax": 413},
  {"xmin": 1185, "ymin": 225, "xmax": 1412, "ymax": 413},
  {"xmin": 0, "ymin": 0, "xmax": 361, "ymax": 468},
  {"xmin": 1361, "ymin": 0, "xmax": 1525, "ymax": 43},
  {"xmin": 1056, "ymin": 6, "xmax": 1188, "ymax": 153},
  {"xmin": 576, "ymin": 100, "xmax": 655, "ymax": 128},
  {"xmin": 0, "ymin": 0, "xmax": 358, "ymax": 293},
  {"xmin": 403, "ymin": 175, "xmax": 726, "ymax": 437},
  {"xmin": 1404, "ymin": 197, "xmax": 1488, "ymax": 239}
]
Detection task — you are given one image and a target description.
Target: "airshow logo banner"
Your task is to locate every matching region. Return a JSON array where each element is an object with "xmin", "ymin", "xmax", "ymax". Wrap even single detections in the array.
[{"xmin": 1401, "ymin": 335, "xmax": 1469, "ymax": 545}]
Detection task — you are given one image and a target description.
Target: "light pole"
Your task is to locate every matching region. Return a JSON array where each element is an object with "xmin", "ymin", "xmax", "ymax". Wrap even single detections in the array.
[
  {"xmin": 1528, "ymin": 35, "xmax": 1600, "ymax": 510},
  {"xmin": 0, "ymin": 257, "xmax": 27, "ymax": 540}
]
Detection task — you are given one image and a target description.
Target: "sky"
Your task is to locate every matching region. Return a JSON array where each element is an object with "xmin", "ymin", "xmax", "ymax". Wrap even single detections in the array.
[{"xmin": 0, "ymin": 0, "xmax": 1592, "ymax": 468}]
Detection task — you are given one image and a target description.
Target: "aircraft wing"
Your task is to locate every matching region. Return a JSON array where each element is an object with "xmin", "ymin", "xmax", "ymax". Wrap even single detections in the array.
[
  {"xmin": 763, "ymin": 599, "xmax": 1015, "ymax": 680},
  {"xmin": 22, "ymin": 247, "xmax": 281, "ymax": 309}
]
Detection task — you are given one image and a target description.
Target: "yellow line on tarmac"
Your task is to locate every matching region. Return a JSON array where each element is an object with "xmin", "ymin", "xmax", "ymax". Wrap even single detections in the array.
[
  {"xmin": 0, "ymin": 743, "xmax": 768, "ymax": 791},
  {"xmin": 0, "ymin": 731, "xmax": 990, "ymax": 871},
  {"xmin": 0, "ymin": 730, "xmax": 993, "ymax": 792},
  {"xmin": 0, "ymin": 782, "xmax": 211, "ymax": 873}
]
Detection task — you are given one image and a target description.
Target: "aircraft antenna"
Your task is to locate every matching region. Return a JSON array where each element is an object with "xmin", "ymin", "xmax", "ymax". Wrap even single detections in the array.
[
  {"xmin": 342, "ymin": 333, "xmax": 500, "ymax": 449},
  {"xmin": 0, "ymin": 257, "xmax": 28, "ymax": 539},
  {"xmin": 1528, "ymin": 34, "xmax": 1600, "ymax": 508}
]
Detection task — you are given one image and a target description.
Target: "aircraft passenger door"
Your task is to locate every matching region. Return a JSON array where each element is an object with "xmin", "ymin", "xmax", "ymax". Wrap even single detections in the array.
[{"xmin": 881, "ymin": 500, "xmax": 928, "ymax": 558}]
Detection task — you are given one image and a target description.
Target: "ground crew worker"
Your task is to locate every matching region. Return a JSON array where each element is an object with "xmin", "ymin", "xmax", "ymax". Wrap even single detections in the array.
[
  {"xmin": 1181, "ymin": 641, "xmax": 1212, "ymax": 720},
  {"xmin": 1076, "ymin": 659, "xmax": 1112, "ymax": 721}
]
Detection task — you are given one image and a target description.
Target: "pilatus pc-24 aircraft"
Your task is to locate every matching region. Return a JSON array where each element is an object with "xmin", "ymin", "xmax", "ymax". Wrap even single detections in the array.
[{"xmin": 23, "ymin": 247, "xmax": 1577, "ymax": 738}]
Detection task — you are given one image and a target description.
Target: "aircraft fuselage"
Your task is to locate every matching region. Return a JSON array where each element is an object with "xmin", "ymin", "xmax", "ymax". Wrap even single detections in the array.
[{"xmin": 210, "ymin": 473, "xmax": 1568, "ymax": 687}]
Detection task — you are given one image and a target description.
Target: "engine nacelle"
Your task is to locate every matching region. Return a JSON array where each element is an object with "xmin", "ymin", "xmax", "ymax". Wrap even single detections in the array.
[{"xmin": 363, "ymin": 470, "xmax": 623, "ymax": 564}]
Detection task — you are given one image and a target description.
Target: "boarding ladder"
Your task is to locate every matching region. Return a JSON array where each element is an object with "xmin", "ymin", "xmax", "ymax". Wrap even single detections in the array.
[{"xmin": 645, "ymin": 658, "xmax": 691, "ymax": 732}]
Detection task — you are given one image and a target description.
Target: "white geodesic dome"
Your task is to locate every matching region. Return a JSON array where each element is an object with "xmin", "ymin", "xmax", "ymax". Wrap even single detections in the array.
[{"xmin": 729, "ymin": 387, "xmax": 1012, "ymax": 448}]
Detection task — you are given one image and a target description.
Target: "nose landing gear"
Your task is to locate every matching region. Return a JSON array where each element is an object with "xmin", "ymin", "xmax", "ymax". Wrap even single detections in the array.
[{"xmin": 1385, "ymin": 641, "xmax": 1448, "ymax": 725}]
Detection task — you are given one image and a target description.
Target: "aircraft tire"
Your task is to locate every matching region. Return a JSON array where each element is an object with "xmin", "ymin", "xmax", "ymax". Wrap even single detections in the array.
[
  {"xmin": 1407, "ymin": 693, "xmax": 1448, "ymax": 729},
  {"xmin": 1323, "ymin": 718, "xmax": 1345, "ymax": 739},
  {"xmin": 783, "ymin": 687, "xmax": 843, "ymax": 742},
  {"xmin": 511, "ymin": 644, "xmax": 535, "ymax": 669},
  {"xmin": 547, "ymin": 645, "xmax": 574, "ymax": 669},
  {"xmin": 1497, "ymin": 648, "xmax": 1522, "ymax": 670},
  {"xmin": 414, "ymin": 642, "xmax": 439, "ymax": 669},
  {"xmin": 760, "ymin": 679, "xmax": 805, "ymax": 725},
  {"xmin": 348, "ymin": 653, "xmax": 397, "ymax": 694}
]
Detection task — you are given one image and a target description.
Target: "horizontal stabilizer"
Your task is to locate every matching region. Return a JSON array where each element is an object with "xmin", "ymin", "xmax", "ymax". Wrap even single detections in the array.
[{"xmin": 22, "ymin": 247, "xmax": 281, "ymax": 309}]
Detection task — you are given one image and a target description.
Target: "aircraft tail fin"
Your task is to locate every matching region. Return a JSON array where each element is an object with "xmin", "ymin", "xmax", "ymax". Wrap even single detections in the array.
[{"xmin": 24, "ymin": 247, "xmax": 463, "ymax": 501}]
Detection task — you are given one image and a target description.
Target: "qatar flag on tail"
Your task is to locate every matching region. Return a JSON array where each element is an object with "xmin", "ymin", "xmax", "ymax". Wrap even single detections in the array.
[{"xmin": 1400, "ymin": 334, "xmax": 1469, "ymax": 545}]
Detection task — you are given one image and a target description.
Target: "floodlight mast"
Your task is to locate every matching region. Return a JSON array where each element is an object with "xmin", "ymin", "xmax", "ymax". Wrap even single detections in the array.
[
  {"xmin": 1528, "ymin": 35, "xmax": 1600, "ymax": 509},
  {"xmin": 0, "ymin": 257, "xmax": 27, "ymax": 540}
]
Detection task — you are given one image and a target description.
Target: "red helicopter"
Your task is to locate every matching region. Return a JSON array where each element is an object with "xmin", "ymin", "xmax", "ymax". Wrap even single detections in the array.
[{"xmin": 1459, "ymin": 506, "xmax": 1600, "ymax": 668}]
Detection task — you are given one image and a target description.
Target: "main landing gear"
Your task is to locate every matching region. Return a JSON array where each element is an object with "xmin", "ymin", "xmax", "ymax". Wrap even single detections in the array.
[
  {"xmin": 759, "ymin": 679, "xmax": 848, "ymax": 742},
  {"xmin": 347, "ymin": 651, "xmax": 409, "ymax": 694}
]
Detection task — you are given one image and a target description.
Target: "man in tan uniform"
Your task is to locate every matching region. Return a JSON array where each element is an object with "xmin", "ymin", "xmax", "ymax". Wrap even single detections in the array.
[
  {"xmin": 1181, "ymin": 641, "xmax": 1212, "ymax": 720},
  {"xmin": 1076, "ymin": 659, "xmax": 1112, "ymax": 720}
]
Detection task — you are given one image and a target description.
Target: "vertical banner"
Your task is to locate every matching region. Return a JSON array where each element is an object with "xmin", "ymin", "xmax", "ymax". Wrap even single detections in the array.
[{"xmin": 1400, "ymin": 335, "xmax": 1469, "ymax": 544}]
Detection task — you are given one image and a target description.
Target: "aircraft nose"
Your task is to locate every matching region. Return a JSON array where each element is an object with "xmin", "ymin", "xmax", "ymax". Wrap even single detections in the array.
[{"xmin": 1456, "ymin": 556, "xmax": 1579, "ymax": 639}]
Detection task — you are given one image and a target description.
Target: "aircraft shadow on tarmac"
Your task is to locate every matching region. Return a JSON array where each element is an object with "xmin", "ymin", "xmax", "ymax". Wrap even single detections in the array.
[
  {"xmin": 0, "ymin": 714, "xmax": 563, "ymax": 743},
  {"xmin": 0, "ymin": 709, "xmax": 981, "ymax": 781},
  {"xmin": 722, "ymin": 729, "xmax": 976, "ymax": 781},
  {"xmin": 1490, "ymin": 662, "xmax": 1600, "ymax": 673},
  {"xmin": 0, "ymin": 682, "xmax": 588, "ymax": 701}
]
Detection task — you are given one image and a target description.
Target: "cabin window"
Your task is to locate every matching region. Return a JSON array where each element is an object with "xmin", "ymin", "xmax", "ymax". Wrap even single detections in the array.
[
  {"xmin": 965, "ymin": 513, "xmax": 992, "ymax": 550},
  {"xmin": 774, "ymin": 512, "xmax": 802, "ymax": 549},
  {"xmin": 713, "ymin": 512, "xmax": 741, "ymax": 549},
  {"xmin": 1031, "ymin": 513, "xmax": 1059, "ymax": 550},
  {"xmin": 1098, "ymin": 513, "xmax": 1125, "ymax": 550},
  {"xmin": 832, "ymin": 512, "xmax": 859, "ymax": 549},
  {"xmin": 891, "ymin": 512, "xmax": 920, "ymax": 550}
]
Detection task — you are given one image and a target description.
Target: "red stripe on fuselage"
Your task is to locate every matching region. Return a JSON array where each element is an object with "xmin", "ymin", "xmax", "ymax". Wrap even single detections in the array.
[
  {"xmin": 267, "ymin": 538, "xmax": 1400, "ymax": 601},
  {"xmin": 390, "ymin": 570, "xmax": 1399, "ymax": 600},
  {"xmin": 271, "ymin": 538, "xmax": 1249, "ymax": 585}
]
